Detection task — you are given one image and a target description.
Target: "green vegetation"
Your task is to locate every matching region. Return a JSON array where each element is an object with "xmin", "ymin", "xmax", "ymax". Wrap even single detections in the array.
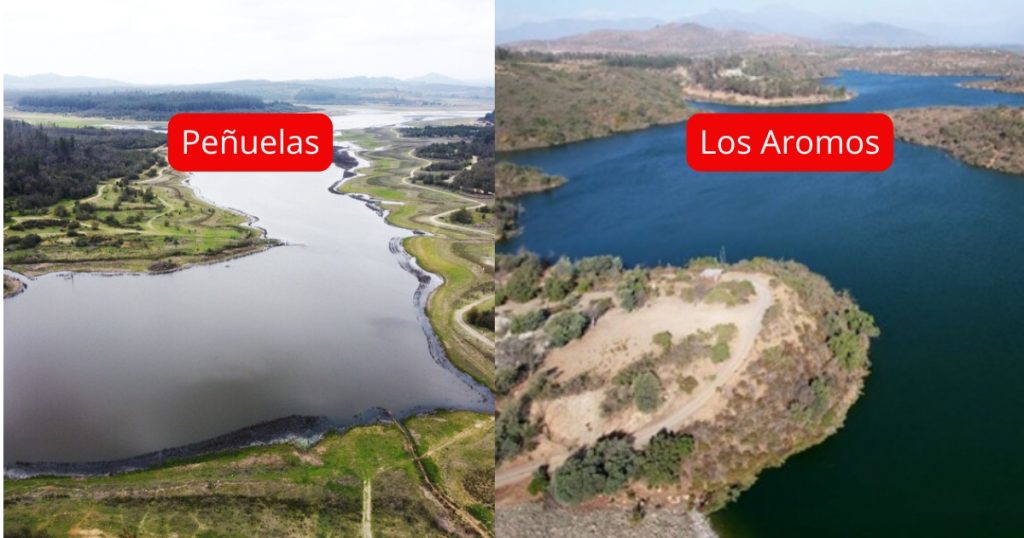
[
  {"xmin": 632, "ymin": 370, "xmax": 662, "ymax": 412},
  {"xmin": 509, "ymin": 309, "xmax": 547, "ymax": 334},
  {"xmin": 498, "ymin": 252, "xmax": 542, "ymax": 303},
  {"xmin": 684, "ymin": 55, "xmax": 848, "ymax": 101},
  {"xmin": 496, "ymin": 53, "xmax": 692, "ymax": 151},
  {"xmin": 4, "ymin": 119, "xmax": 165, "ymax": 209},
  {"xmin": 551, "ymin": 436, "xmax": 637, "ymax": 505},
  {"xmin": 890, "ymin": 106, "xmax": 1024, "ymax": 175},
  {"xmin": 497, "ymin": 254, "xmax": 880, "ymax": 511},
  {"xmin": 410, "ymin": 123, "xmax": 495, "ymax": 194},
  {"xmin": 495, "ymin": 162, "xmax": 567, "ymax": 198},
  {"xmin": 652, "ymin": 331, "xmax": 673, "ymax": 352},
  {"xmin": 15, "ymin": 91, "xmax": 303, "ymax": 120},
  {"xmin": 705, "ymin": 280, "xmax": 756, "ymax": 306},
  {"xmin": 545, "ymin": 311, "xmax": 589, "ymax": 347},
  {"xmin": 404, "ymin": 412, "xmax": 495, "ymax": 534},
  {"xmin": 638, "ymin": 431, "xmax": 695, "ymax": 487},
  {"xmin": 4, "ymin": 141, "xmax": 271, "ymax": 276},
  {"xmin": 4, "ymin": 411, "xmax": 491, "ymax": 537},
  {"xmin": 616, "ymin": 268, "xmax": 649, "ymax": 311}
]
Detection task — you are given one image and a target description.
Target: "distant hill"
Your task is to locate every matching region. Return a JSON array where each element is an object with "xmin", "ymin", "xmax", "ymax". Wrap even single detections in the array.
[
  {"xmin": 497, "ymin": 17, "xmax": 661, "ymax": 44},
  {"xmin": 5, "ymin": 73, "xmax": 131, "ymax": 90},
  {"xmin": 508, "ymin": 23, "xmax": 816, "ymax": 55},
  {"xmin": 828, "ymin": 22, "xmax": 933, "ymax": 47},
  {"xmin": 5, "ymin": 74, "xmax": 493, "ymax": 107},
  {"xmin": 680, "ymin": 6, "xmax": 935, "ymax": 47}
]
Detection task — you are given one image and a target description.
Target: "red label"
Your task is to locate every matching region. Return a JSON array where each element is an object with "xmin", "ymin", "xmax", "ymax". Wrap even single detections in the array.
[
  {"xmin": 685, "ymin": 113, "xmax": 893, "ymax": 172},
  {"xmin": 167, "ymin": 113, "xmax": 334, "ymax": 172}
]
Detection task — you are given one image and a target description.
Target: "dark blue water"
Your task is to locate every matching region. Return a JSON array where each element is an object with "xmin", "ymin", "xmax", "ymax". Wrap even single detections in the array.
[{"xmin": 499, "ymin": 72, "xmax": 1024, "ymax": 537}]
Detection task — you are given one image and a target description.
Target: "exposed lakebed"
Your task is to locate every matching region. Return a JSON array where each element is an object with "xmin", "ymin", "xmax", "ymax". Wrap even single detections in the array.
[
  {"xmin": 4, "ymin": 109, "xmax": 492, "ymax": 469},
  {"xmin": 499, "ymin": 73, "xmax": 1024, "ymax": 537}
]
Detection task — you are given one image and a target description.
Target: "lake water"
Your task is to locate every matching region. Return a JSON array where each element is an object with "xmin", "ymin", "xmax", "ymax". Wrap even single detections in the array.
[
  {"xmin": 499, "ymin": 72, "xmax": 1024, "ymax": 537},
  {"xmin": 4, "ymin": 110, "xmax": 492, "ymax": 466}
]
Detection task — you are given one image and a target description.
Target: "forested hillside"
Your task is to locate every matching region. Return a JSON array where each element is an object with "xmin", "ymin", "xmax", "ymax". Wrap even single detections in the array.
[
  {"xmin": 15, "ymin": 91, "xmax": 303, "ymax": 120},
  {"xmin": 406, "ymin": 123, "xmax": 495, "ymax": 194},
  {"xmin": 3, "ymin": 120, "xmax": 166, "ymax": 210}
]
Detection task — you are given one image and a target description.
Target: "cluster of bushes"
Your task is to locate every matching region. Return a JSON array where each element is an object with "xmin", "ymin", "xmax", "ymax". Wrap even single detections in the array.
[
  {"xmin": 411, "ymin": 124, "xmax": 495, "ymax": 194},
  {"xmin": 496, "ymin": 379, "xmax": 546, "ymax": 461},
  {"xmin": 704, "ymin": 280, "xmax": 756, "ymax": 306},
  {"xmin": 545, "ymin": 311, "xmax": 588, "ymax": 347},
  {"xmin": 687, "ymin": 56, "xmax": 844, "ymax": 99},
  {"xmin": 4, "ymin": 233, "xmax": 43, "ymax": 250},
  {"xmin": 464, "ymin": 305, "xmax": 494, "ymax": 331},
  {"xmin": 616, "ymin": 268, "xmax": 649, "ymax": 311},
  {"xmin": 550, "ymin": 430, "xmax": 696, "ymax": 504}
]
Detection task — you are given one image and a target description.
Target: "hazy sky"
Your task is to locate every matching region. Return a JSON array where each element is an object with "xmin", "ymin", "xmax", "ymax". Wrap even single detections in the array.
[
  {"xmin": 3, "ymin": 0, "xmax": 494, "ymax": 84},
  {"xmin": 497, "ymin": 0, "xmax": 1024, "ymax": 40}
]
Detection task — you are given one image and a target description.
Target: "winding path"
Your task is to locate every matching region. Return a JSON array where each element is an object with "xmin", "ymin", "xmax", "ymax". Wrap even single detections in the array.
[
  {"xmin": 454, "ymin": 295, "xmax": 495, "ymax": 348},
  {"xmin": 361, "ymin": 479, "xmax": 372, "ymax": 538},
  {"xmin": 495, "ymin": 275, "xmax": 775, "ymax": 490}
]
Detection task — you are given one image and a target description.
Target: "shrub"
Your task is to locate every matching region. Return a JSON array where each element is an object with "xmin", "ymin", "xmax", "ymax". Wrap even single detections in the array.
[
  {"xmin": 543, "ymin": 257, "xmax": 576, "ymax": 301},
  {"xmin": 545, "ymin": 311, "xmax": 588, "ymax": 347},
  {"xmin": 528, "ymin": 466, "xmax": 550, "ymax": 495},
  {"xmin": 504, "ymin": 255, "xmax": 543, "ymax": 302},
  {"xmin": 509, "ymin": 309, "xmax": 547, "ymax": 334},
  {"xmin": 19, "ymin": 234, "xmax": 42, "ymax": 249},
  {"xmin": 678, "ymin": 375, "xmax": 699, "ymax": 394},
  {"xmin": 638, "ymin": 431, "xmax": 695, "ymax": 487},
  {"xmin": 652, "ymin": 331, "xmax": 672, "ymax": 353},
  {"xmin": 710, "ymin": 341, "xmax": 730, "ymax": 363},
  {"xmin": 616, "ymin": 269, "xmax": 648, "ymax": 311},
  {"xmin": 552, "ymin": 436, "xmax": 637, "ymax": 504},
  {"xmin": 451, "ymin": 207, "xmax": 474, "ymax": 224},
  {"xmin": 632, "ymin": 371, "xmax": 662, "ymax": 412},
  {"xmin": 495, "ymin": 365, "xmax": 527, "ymax": 395}
]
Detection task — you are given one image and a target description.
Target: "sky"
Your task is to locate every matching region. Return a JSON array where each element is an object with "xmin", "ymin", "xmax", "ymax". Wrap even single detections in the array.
[
  {"xmin": 496, "ymin": 0, "xmax": 1024, "ymax": 43},
  {"xmin": 3, "ymin": 0, "xmax": 495, "ymax": 85}
]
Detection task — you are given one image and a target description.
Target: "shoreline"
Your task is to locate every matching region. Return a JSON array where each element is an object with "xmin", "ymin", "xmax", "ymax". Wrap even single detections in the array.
[
  {"xmin": 328, "ymin": 140, "xmax": 496, "ymax": 397},
  {"xmin": 4, "ymin": 169, "xmax": 279, "ymax": 282},
  {"xmin": 6, "ymin": 139, "xmax": 493, "ymax": 479},
  {"xmin": 4, "ymin": 405, "xmax": 490, "ymax": 479}
]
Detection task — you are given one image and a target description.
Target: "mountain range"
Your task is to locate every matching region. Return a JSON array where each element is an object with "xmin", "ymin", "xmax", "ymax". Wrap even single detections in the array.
[
  {"xmin": 4, "ymin": 72, "xmax": 491, "ymax": 91},
  {"xmin": 499, "ymin": 5, "xmax": 1023, "ymax": 48}
]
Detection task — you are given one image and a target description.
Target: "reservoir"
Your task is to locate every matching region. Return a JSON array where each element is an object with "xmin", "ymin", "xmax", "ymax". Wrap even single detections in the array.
[
  {"xmin": 499, "ymin": 72, "xmax": 1024, "ymax": 537},
  {"xmin": 4, "ymin": 110, "xmax": 492, "ymax": 466}
]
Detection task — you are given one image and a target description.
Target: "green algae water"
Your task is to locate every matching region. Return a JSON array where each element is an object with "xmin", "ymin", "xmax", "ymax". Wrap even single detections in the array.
[{"xmin": 500, "ymin": 72, "xmax": 1024, "ymax": 537}]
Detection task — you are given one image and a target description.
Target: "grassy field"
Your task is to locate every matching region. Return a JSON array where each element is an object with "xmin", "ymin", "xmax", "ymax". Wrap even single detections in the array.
[
  {"xmin": 338, "ymin": 127, "xmax": 495, "ymax": 390},
  {"xmin": 4, "ymin": 411, "xmax": 492, "ymax": 538},
  {"xmin": 3, "ymin": 150, "xmax": 274, "ymax": 276},
  {"xmin": 3, "ymin": 106, "xmax": 162, "ymax": 128}
]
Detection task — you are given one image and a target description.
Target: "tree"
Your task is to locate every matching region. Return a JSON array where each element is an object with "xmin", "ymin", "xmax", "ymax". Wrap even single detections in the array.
[
  {"xmin": 616, "ymin": 269, "xmax": 648, "ymax": 311},
  {"xmin": 545, "ymin": 311, "xmax": 588, "ymax": 347},
  {"xmin": 632, "ymin": 371, "xmax": 662, "ymax": 412},
  {"xmin": 451, "ymin": 207, "xmax": 473, "ymax": 224},
  {"xmin": 543, "ymin": 257, "xmax": 576, "ymax": 301},
  {"xmin": 509, "ymin": 309, "xmax": 547, "ymax": 334},
  {"xmin": 552, "ymin": 436, "xmax": 637, "ymax": 505},
  {"xmin": 638, "ymin": 431, "xmax": 694, "ymax": 487},
  {"xmin": 503, "ymin": 255, "xmax": 542, "ymax": 302}
]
